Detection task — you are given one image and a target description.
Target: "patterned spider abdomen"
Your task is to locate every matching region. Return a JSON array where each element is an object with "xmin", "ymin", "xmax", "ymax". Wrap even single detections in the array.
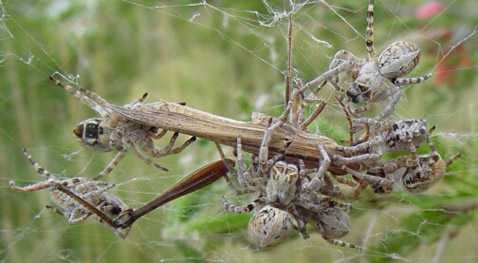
[
  {"xmin": 247, "ymin": 205, "xmax": 297, "ymax": 248},
  {"xmin": 402, "ymin": 156, "xmax": 446, "ymax": 193},
  {"xmin": 313, "ymin": 205, "xmax": 351, "ymax": 240},
  {"xmin": 378, "ymin": 41, "xmax": 420, "ymax": 79},
  {"xmin": 385, "ymin": 119, "xmax": 428, "ymax": 151}
]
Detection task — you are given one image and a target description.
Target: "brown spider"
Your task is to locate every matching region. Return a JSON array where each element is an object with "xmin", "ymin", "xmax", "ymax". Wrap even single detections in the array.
[
  {"xmin": 304, "ymin": 0, "xmax": 431, "ymax": 123},
  {"xmin": 9, "ymin": 148, "xmax": 130, "ymax": 238},
  {"xmin": 50, "ymin": 73, "xmax": 196, "ymax": 178},
  {"xmin": 221, "ymin": 128, "xmax": 358, "ymax": 249},
  {"xmin": 343, "ymin": 140, "xmax": 460, "ymax": 194}
]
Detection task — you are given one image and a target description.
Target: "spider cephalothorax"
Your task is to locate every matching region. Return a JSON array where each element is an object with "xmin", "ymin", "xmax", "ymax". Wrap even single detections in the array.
[
  {"xmin": 265, "ymin": 161, "xmax": 300, "ymax": 208},
  {"xmin": 9, "ymin": 149, "xmax": 130, "ymax": 238}
]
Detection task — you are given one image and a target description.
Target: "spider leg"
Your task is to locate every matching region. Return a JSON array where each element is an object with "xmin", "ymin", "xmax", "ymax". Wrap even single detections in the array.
[
  {"xmin": 355, "ymin": 85, "xmax": 401, "ymax": 123},
  {"xmin": 45, "ymin": 204, "xmax": 66, "ymax": 216},
  {"xmin": 22, "ymin": 148, "xmax": 53, "ymax": 179},
  {"xmin": 49, "ymin": 73, "xmax": 111, "ymax": 117},
  {"xmin": 325, "ymin": 238, "xmax": 363, "ymax": 250},
  {"xmin": 217, "ymin": 138, "xmax": 254, "ymax": 195},
  {"xmin": 125, "ymin": 92, "xmax": 149, "ymax": 108},
  {"xmin": 302, "ymin": 60, "xmax": 355, "ymax": 91},
  {"xmin": 258, "ymin": 103, "xmax": 291, "ymax": 175},
  {"xmin": 83, "ymin": 183, "xmax": 116, "ymax": 198},
  {"xmin": 131, "ymin": 144, "xmax": 169, "ymax": 172},
  {"xmin": 298, "ymin": 159, "xmax": 306, "ymax": 177},
  {"xmin": 236, "ymin": 137, "xmax": 247, "ymax": 180},
  {"xmin": 366, "ymin": 0, "xmax": 375, "ymax": 59},
  {"xmin": 97, "ymin": 151, "xmax": 126, "ymax": 179},
  {"xmin": 222, "ymin": 196, "xmax": 264, "ymax": 213},
  {"xmin": 336, "ymin": 96, "xmax": 355, "ymax": 144},
  {"xmin": 310, "ymin": 173, "xmax": 348, "ymax": 200},
  {"xmin": 306, "ymin": 144, "xmax": 331, "ymax": 190},
  {"xmin": 335, "ymin": 136, "xmax": 384, "ymax": 155},
  {"xmin": 233, "ymin": 137, "xmax": 254, "ymax": 193},
  {"xmin": 67, "ymin": 208, "xmax": 91, "ymax": 224},
  {"xmin": 165, "ymin": 136, "xmax": 197, "ymax": 155},
  {"xmin": 150, "ymin": 129, "xmax": 168, "ymax": 140},
  {"xmin": 375, "ymin": 85, "xmax": 401, "ymax": 121},
  {"xmin": 333, "ymin": 175, "xmax": 358, "ymax": 188},
  {"xmin": 9, "ymin": 180, "xmax": 54, "ymax": 192},
  {"xmin": 150, "ymin": 132, "xmax": 197, "ymax": 157},
  {"xmin": 157, "ymin": 132, "xmax": 180, "ymax": 155},
  {"xmin": 344, "ymin": 166, "xmax": 394, "ymax": 194},
  {"xmin": 316, "ymin": 173, "xmax": 366, "ymax": 200},
  {"xmin": 395, "ymin": 73, "xmax": 432, "ymax": 86},
  {"xmin": 332, "ymin": 152, "xmax": 381, "ymax": 165}
]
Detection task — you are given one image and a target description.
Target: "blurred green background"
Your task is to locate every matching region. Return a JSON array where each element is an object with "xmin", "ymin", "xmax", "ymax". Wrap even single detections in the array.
[{"xmin": 1, "ymin": 0, "xmax": 478, "ymax": 262}]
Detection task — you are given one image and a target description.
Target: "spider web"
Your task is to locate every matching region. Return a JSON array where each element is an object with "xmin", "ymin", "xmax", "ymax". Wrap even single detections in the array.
[{"xmin": 1, "ymin": 0, "xmax": 478, "ymax": 262}]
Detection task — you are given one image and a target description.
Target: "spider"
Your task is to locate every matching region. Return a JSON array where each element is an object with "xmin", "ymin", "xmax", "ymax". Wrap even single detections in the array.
[
  {"xmin": 342, "ymin": 140, "xmax": 460, "ymax": 194},
  {"xmin": 50, "ymin": 73, "xmax": 196, "ymax": 178},
  {"xmin": 221, "ymin": 132, "xmax": 357, "ymax": 249},
  {"xmin": 304, "ymin": 0, "xmax": 431, "ymax": 123},
  {"xmin": 9, "ymin": 148, "xmax": 130, "ymax": 238}
]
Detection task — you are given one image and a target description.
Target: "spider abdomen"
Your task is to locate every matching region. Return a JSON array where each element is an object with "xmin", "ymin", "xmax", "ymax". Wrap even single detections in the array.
[
  {"xmin": 378, "ymin": 40, "xmax": 420, "ymax": 79},
  {"xmin": 247, "ymin": 205, "xmax": 296, "ymax": 248},
  {"xmin": 314, "ymin": 206, "xmax": 351, "ymax": 240}
]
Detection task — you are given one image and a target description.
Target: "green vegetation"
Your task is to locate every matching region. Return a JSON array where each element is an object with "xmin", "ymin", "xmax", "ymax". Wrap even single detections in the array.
[{"xmin": 1, "ymin": 1, "xmax": 477, "ymax": 262}]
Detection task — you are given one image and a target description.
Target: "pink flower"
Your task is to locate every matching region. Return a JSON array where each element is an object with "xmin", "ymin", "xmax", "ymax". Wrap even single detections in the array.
[{"xmin": 416, "ymin": 1, "xmax": 445, "ymax": 19}]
